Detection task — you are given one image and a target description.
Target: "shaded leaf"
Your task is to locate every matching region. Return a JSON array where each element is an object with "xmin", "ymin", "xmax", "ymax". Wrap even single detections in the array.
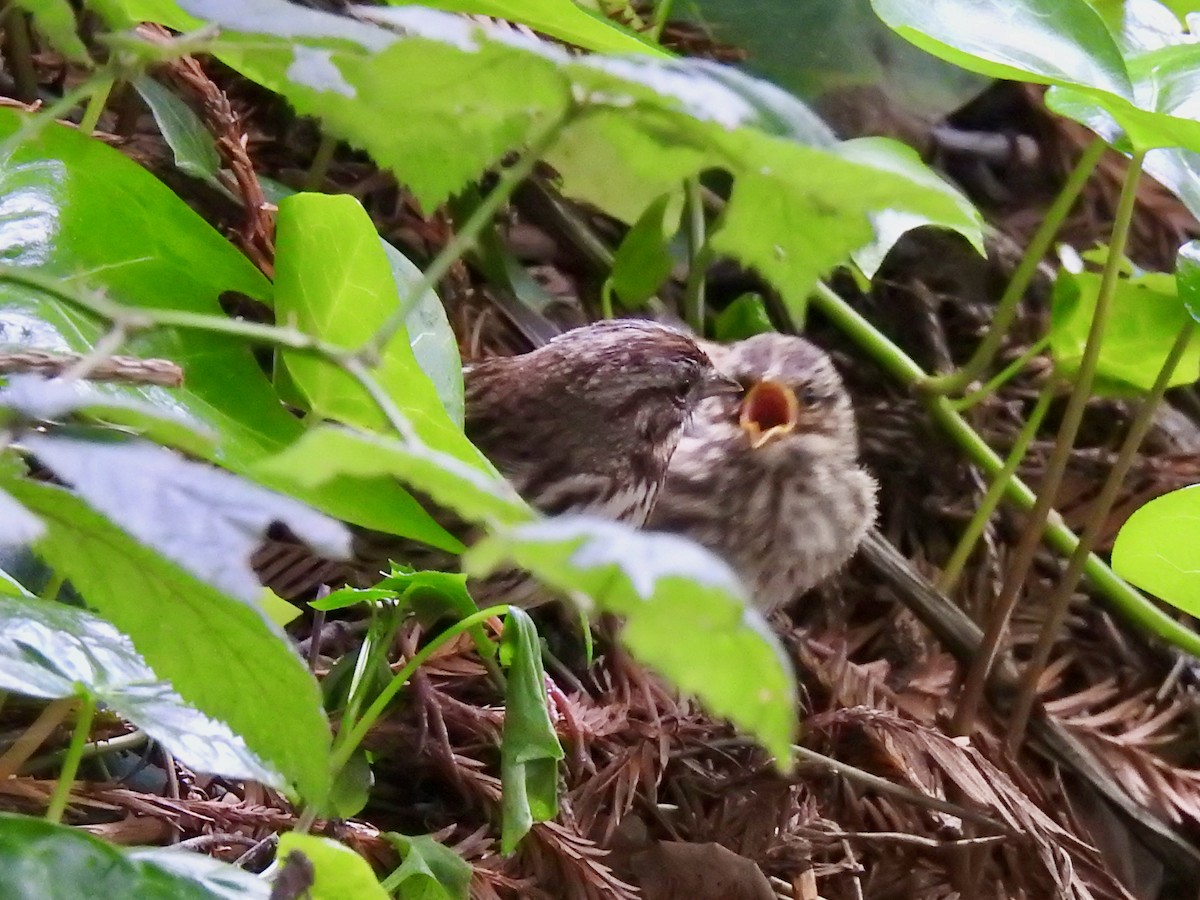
[
  {"xmin": 499, "ymin": 607, "xmax": 563, "ymax": 853},
  {"xmin": 132, "ymin": 75, "xmax": 222, "ymax": 183},
  {"xmin": 276, "ymin": 833, "xmax": 390, "ymax": 900},
  {"xmin": 465, "ymin": 516, "xmax": 797, "ymax": 765},
  {"xmin": 5, "ymin": 477, "xmax": 331, "ymax": 802},
  {"xmin": 15, "ymin": 0, "xmax": 88, "ymax": 62},
  {"xmin": 22, "ymin": 432, "xmax": 351, "ymax": 603},
  {"xmin": 714, "ymin": 293, "xmax": 774, "ymax": 341},
  {"xmin": 127, "ymin": 846, "xmax": 270, "ymax": 900},
  {"xmin": 0, "ymin": 593, "xmax": 283, "ymax": 785},
  {"xmin": 0, "ymin": 814, "xmax": 258, "ymax": 899},
  {"xmin": 382, "ymin": 833, "xmax": 472, "ymax": 900},
  {"xmin": 609, "ymin": 192, "xmax": 681, "ymax": 308}
]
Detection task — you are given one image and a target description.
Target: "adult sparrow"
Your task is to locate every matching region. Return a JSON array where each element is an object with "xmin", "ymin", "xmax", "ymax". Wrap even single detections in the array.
[
  {"xmin": 255, "ymin": 319, "xmax": 738, "ymax": 600},
  {"xmin": 648, "ymin": 333, "xmax": 877, "ymax": 613}
]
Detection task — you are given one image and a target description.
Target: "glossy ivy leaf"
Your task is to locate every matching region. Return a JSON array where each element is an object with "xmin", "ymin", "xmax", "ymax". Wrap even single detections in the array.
[
  {"xmin": 385, "ymin": 0, "xmax": 664, "ymax": 57},
  {"xmin": 22, "ymin": 432, "xmax": 351, "ymax": 603},
  {"xmin": 1046, "ymin": 42, "xmax": 1200, "ymax": 153},
  {"xmin": 382, "ymin": 833, "xmax": 472, "ymax": 900},
  {"xmin": 499, "ymin": 607, "xmax": 563, "ymax": 854},
  {"xmin": 15, "ymin": 0, "xmax": 88, "ymax": 62},
  {"xmin": 1177, "ymin": 239, "xmax": 1200, "ymax": 322},
  {"xmin": 132, "ymin": 75, "xmax": 222, "ymax": 184},
  {"xmin": 1144, "ymin": 147, "xmax": 1200, "ymax": 222},
  {"xmin": 1050, "ymin": 264, "xmax": 1200, "ymax": 393},
  {"xmin": 0, "ymin": 815, "xmax": 264, "ymax": 900},
  {"xmin": 0, "ymin": 593, "xmax": 282, "ymax": 785},
  {"xmin": 869, "ymin": 0, "xmax": 1132, "ymax": 97},
  {"xmin": 687, "ymin": 0, "xmax": 989, "ymax": 118},
  {"xmin": 166, "ymin": 0, "xmax": 980, "ymax": 300},
  {"xmin": 0, "ymin": 375, "xmax": 217, "ymax": 459},
  {"xmin": 1090, "ymin": 0, "xmax": 1185, "ymax": 53},
  {"xmin": 1113, "ymin": 484, "xmax": 1200, "ymax": 615},
  {"xmin": 609, "ymin": 193, "xmax": 681, "ymax": 308},
  {"xmin": 256, "ymin": 425, "xmax": 528, "ymax": 530},
  {"xmin": 466, "ymin": 516, "xmax": 797, "ymax": 765},
  {"xmin": 274, "ymin": 193, "xmax": 481, "ymax": 465},
  {"xmin": 0, "ymin": 109, "xmax": 451, "ymax": 549},
  {"xmin": 126, "ymin": 847, "xmax": 270, "ymax": 900},
  {"xmin": 5, "ymin": 478, "xmax": 332, "ymax": 802},
  {"xmin": 379, "ymin": 240, "xmax": 465, "ymax": 427},
  {"xmin": 276, "ymin": 833, "xmax": 390, "ymax": 900}
]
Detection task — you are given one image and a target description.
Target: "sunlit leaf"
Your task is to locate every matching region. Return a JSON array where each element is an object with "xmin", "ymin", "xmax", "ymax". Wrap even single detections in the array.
[
  {"xmin": 466, "ymin": 516, "xmax": 797, "ymax": 764},
  {"xmin": 276, "ymin": 833, "xmax": 389, "ymax": 900},
  {"xmin": 1113, "ymin": 485, "xmax": 1200, "ymax": 615},
  {"xmin": 1177, "ymin": 238, "xmax": 1200, "ymax": 322}
]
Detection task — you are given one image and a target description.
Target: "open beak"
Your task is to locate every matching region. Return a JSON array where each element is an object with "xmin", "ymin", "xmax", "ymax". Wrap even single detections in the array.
[{"xmin": 739, "ymin": 380, "xmax": 800, "ymax": 448}]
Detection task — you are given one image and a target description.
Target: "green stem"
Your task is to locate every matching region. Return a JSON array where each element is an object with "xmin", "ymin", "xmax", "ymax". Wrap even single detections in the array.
[
  {"xmin": 649, "ymin": 0, "xmax": 675, "ymax": 41},
  {"xmin": 922, "ymin": 138, "xmax": 1106, "ymax": 396},
  {"xmin": 809, "ymin": 279, "xmax": 1200, "ymax": 661},
  {"xmin": 3, "ymin": 5, "xmax": 38, "ymax": 104},
  {"xmin": 1007, "ymin": 319, "xmax": 1196, "ymax": 748},
  {"xmin": 682, "ymin": 178, "xmax": 707, "ymax": 333},
  {"xmin": 367, "ymin": 117, "xmax": 568, "ymax": 359},
  {"xmin": 937, "ymin": 380, "xmax": 1056, "ymax": 594},
  {"xmin": 78, "ymin": 75, "xmax": 116, "ymax": 136},
  {"xmin": 951, "ymin": 150, "xmax": 1147, "ymax": 737},
  {"xmin": 949, "ymin": 334, "xmax": 1052, "ymax": 411},
  {"xmin": 328, "ymin": 605, "xmax": 510, "ymax": 774},
  {"xmin": 304, "ymin": 133, "xmax": 338, "ymax": 192},
  {"xmin": 44, "ymin": 695, "xmax": 95, "ymax": 825}
]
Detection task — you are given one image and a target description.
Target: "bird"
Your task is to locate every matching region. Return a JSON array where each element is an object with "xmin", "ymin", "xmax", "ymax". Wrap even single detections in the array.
[
  {"xmin": 254, "ymin": 318, "xmax": 739, "ymax": 602},
  {"xmin": 648, "ymin": 333, "xmax": 878, "ymax": 613}
]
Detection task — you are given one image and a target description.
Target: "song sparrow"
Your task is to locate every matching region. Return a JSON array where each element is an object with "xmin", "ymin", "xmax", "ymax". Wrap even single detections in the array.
[
  {"xmin": 256, "ymin": 319, "xmax": 737, "ymax": 600},
  {"xmin": 648, "ymin": 333, "xmax": 877, "ymax": 613}
]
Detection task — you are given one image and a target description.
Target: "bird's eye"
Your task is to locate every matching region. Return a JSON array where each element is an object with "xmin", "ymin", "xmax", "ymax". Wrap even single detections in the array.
[{"xmin": 798, "ymin": 384, "xmax": 822, "ymax": 406}]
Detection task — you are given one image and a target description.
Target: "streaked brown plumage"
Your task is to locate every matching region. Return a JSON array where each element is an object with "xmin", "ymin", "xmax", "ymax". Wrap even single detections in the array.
[
  {"xmin": 255, "ymin": 319, "xmax": 736, "ymax": 602},
  {"xmin": 648, "ymin": 333, "xmax": 877, "ymax": 613}
]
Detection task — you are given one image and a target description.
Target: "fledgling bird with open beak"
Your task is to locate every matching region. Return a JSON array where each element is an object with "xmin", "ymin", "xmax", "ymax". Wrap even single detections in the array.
[{"xmin": 648, "ymin": 333, "xmax": 878, "ymax": 613}]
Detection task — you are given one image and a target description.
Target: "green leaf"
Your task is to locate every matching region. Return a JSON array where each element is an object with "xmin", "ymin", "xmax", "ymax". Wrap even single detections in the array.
[
  {"xmin": 0, "ymin": 814, "xmax": 266, "ymax": 899},
  {"xmin": 379, "ymin": 240, "xmax": 465, "ymax": 427},
  {"xmin": 0, "ymin": 109, "xmax": 448, "ymax": 546},
  {"xmin": 132, "ymin": 76, "xmax": 222, "ymax": 183},
  {"xmin": 465, "ymin": 516, "xmax": 798, "ymax": 765},
  {"xmin": 714, "ymin": 293, "xmax": 774, "ymax": 341},
  {"xmin": 255, "ymin": 425, "xmax": 529, "ymax": 530},
  {"xmin": 385, "ymin": 0, "xmax": 666, "ymax": 57},
  {"xmin": 0, "ymin": 593, "xmax": 283, "ymax": 785},
  {"xmin": 126, "ymin": 847, "xmax": 270, "ymax": 900},
  {"xmin": 608, "ymin": 192, "xmax": 681, "ymax": 308},
  {"xmin": 274, "ymin": 193, "xmax": 481, "ymax": 467},
  {"xmin": 1050, "ymin": 264, "xmax": 1200, "ymax": 393},
  {"xmin": 5, "ymin": 478, "xmax": 331, "ymax": 802},
  {"xmin": 1089, "ymin": 0, "xmax": 1185, "ymax": 53},
  {"xmin": 382, "ymin": 833, "xmax": 472, "ymax": 900},
  {"xmin": 21, "ymin": 432, "xmax": 351, "ymax": 602},
  {"xmin": 1176, "ymin": 238, "xmax": 1200, "ymax": 322},
  {"xmin": 276, "ymin": 833, "xmax": 390, "ymax": 900},
  {"xmin": 869, "ymin": 0, "xmax": 1131, "ymax": 97},
  {"xmin": 839, "ymin": 136, "xmax": 984, "ymax": 277},
  {"xmin": 15, "ymin": 0, "xmax": 89, "ymax": 62},
  {"xmin": 327, "ymin": 748, "xmax": 373, "ymax": 819},
  {"xmin": 498, "ymin": 607, "xmax": 563, "ymax": 854},
  {"xmin": 169, "ymin": 0, "xmax": 981, "ymax": 297},
  {"xmin": 1113, "ymin": 484, "xmax": 1200, "ymax": 615}
]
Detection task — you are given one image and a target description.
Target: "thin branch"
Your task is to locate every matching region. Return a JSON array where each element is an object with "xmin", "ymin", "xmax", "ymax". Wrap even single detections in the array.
[{"xmin": 0, "ymin": 349, "xmax": 183, "ymax": 386}]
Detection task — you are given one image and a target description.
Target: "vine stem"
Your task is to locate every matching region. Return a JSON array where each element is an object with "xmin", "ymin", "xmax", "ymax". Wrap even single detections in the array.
[
  {"xmin": 949, "ymin": 334, "xmax": 1051, "ymax": 412},
  {"xmin": 44, "ymin": 695, "xmax": 95, "ymax": 824},
  {"xmin": 78, "ymin": 76, "xmax": 116, "ymax": 136},
  {"xmin": 921, "ymin": 138, "xmax": 1106, "ymax": 397},
  {"xmin": 682, "ymin": 177, "xmax": 707, "ymax": 332},
  {"xmin": 366, "ymin": 116, "xmax": 568, "ymax": 360},
  {"xmin": 329, "ymin": 605, "xmax": 509, "ymax": 774},
  {"xmin": 937, "ymin": 380, "xmax": 1056, "ymax": 595},
  {"xmin": 808, "ymin": 279, "xmax": 1200, "ymax": 661},
  {"xmin": 1006, "ymin": 319, "xmax": 1196, "ymax": 748},
  {"xmin": 951, "ymin": 149, "xmax": 1147, "ymax": 737}
]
